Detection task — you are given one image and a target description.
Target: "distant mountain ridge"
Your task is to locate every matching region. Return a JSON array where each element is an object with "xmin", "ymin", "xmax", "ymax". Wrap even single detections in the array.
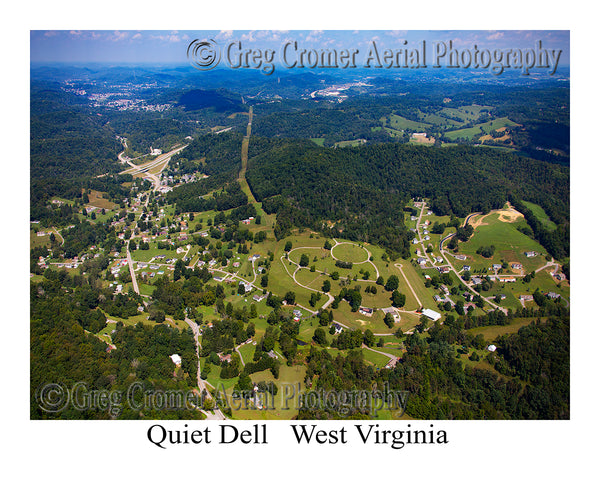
[{"xmin": 177, "ymin": 89, "xmax": 244, "ymax": 112}]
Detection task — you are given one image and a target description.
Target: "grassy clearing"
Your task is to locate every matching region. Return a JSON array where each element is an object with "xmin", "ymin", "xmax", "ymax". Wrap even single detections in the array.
[
  {"xmin": 334, "ymin": 139, "xmax": 366, "ymax": 148},
  {"xmin": 456, "ymin": 213, "xmax": 547, "ymax": 272},
  {"xmin": 522, "ymin": 201, "xmax": 558, "ymax": 231},
  {"xmin": 444, "ymin": 117, "xmax": 518, "ymax": 141},
  {"xmin": 468, "ymin": 317, "xmax": 547, "ymax": 341},
  {"xmin": 331, "ymin": 242, "xmax": 370, "ymax": 263},
  {"xmin": 310, "ymin": 137, "xmax": 325, "ymax": 146},
  {"xmin": 87, "ymin": 190, "xmax": 117, "ymax": 210},
  {"xmin": 383, "ymin": 114, "xmax": 430, "ymax": 131}
]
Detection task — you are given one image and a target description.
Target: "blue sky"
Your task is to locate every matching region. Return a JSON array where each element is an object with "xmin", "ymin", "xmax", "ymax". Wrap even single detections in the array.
[{"xmin": 30, "ymin": 30, "xmax": 569, "ymax": 65}]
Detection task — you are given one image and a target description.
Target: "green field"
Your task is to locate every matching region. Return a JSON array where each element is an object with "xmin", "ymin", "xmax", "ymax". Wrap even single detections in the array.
[
  {"xmin": 331, "ymin": 242, "xmax": 370, "ymax": 263},
  {"xmin": 383, "ymin": 114, "xmax": 430, "ymax": 131},
  {"xmin": 334, "ymin": 139, "xmax": 366, "ymax": 148},
  {"xmin": 444, "ymin": 117, "xmax": 518, "ymax": 141},
  {"xmin": 522, "ymin": 201, "xmax": 558, "ymax": 230},
  {"xmin": 468, "ymin": 317, "xmax": 547, "ymax": 341},
  {"xmin": 310, "ymin": 137, "xmax": 325, "ymax": 146},
  {"xmin": 455, "ymin": 212, "xmax": 547, "ymax": 272}
]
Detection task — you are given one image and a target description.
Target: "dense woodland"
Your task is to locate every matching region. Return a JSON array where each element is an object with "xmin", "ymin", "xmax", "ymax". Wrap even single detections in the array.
[{"xmin": 245, "ymin": 140, "xmax": 569, "ymax": 260}]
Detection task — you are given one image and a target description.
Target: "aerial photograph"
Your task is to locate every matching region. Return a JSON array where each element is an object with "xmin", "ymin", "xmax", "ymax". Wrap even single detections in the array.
[{"xmin": 29, "ymin": 29, "xmax": 570, "ymax": 422}]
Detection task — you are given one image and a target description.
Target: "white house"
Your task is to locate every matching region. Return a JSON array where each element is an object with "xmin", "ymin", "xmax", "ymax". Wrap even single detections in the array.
[{"xmin": 170, "ymin": 354, "xmax": 182, "ymax": 366}]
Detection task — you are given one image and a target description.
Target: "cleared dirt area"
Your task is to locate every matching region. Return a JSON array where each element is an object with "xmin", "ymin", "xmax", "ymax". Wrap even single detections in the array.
[{"xmin": 470, "ymin": 203, "xmax": 523, "ymax": 230}]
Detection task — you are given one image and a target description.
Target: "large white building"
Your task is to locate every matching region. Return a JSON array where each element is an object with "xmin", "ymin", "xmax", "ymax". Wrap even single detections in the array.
[{"xmin": 421, "ymin": 308, "xmax": 442, "ymax": 322}]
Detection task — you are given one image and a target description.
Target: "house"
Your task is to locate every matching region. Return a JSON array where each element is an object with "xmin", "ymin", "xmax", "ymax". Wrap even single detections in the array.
[
  {"xmin": 213, "ymin": 276, "xmax": 224, "ymax": 282},
  {"xmin": 487, "ymin": 345, "xmax": 497, "ymax": 352},
  {"xmin": 417, "ymin": 258, "xmax": 427, "ymax": 266},
  {"xmin": 520, "ymin": 294, "xmax": 534, "ymax": 301},
  {"xmin": 524, "ymin": 251, "xmax": 537, "ymax": 258},
  {"xmin": 421, "ymin": 308, "xmax": 442, "ymax": 322},
  {"xmin": 333, "ymin": 323, "xmax": 344, "ymax": 334},
  {"xmin": 546, "ymin": 292, "xmax": 561, "ymax": 299},
  {"xmin": 437, "ymin": 266, "xmax": 450, "ymax": 274},
  {"xmin": 435, "ymin": 256, "xmax": 443, "ymax": 263},
  {"xmin": 253, "ymin": 294, "xmax": 265, "ymax": 302},
  {"xmin": 455, "ymin": 254, "xmax": 467, "ymax": 261},
  {"xmin": 412, "ymin": 238, "xmax": 419, "ymax": 245},
  {"xmin": 218, "ymin": 353, "xmax": 232, "ymax": 363},
  {"xmin": 381, "ymin": 307, "xmax": 400, "ymax": 322},
  {"xmin": 433, "ymin": 295, "xmax": 443, "ymax": 302},
  {"xmin": 472, "ymin": 277, "xmax": 483, "ymax": 285},
  {"xmin": 359, "ymin": 306, "xmax": 374, "ymax": 317},
  {"xmin": 233, "ymin": 262, "xmax": 241, "ymax": 268},
  {"xmin": 511, "ymin": 263, "xmax": 523, "ymax": 270},
  {"xmin": 462, "ymin": 265, "xmax": 471, "ymax": 271},
  {"xmin": 440, "ymin": 285, "xmax": 449, "ymax": 295},
  {"xmin": 424, "ymin": 274, "xmax": 431, "ymax": 280},
  {"xmin": 499, "ymin": 277, "xmax": 516, "ymax": 283},
  {"xmin": 492, "ymin": 264, "xmax": 502, "ymax": 270},
  {"xmin": 170, "ymin": 354, "xmax": 182, "ymax": 366}
]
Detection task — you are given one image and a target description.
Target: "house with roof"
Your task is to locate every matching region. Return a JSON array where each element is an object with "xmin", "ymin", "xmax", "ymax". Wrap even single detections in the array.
[{"xmin": 359, "ymin": 306, "xmax": 374, "ymax": 317}]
